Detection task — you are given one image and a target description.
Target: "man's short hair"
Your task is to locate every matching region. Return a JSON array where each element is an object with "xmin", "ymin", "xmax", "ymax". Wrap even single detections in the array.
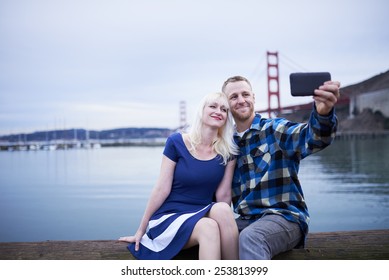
[{"xmin": 221, "ymin": 76, "xmax": 252, "ymax": 93}]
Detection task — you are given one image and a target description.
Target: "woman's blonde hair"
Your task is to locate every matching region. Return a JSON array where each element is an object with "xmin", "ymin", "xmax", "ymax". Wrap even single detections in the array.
[{"xmin": 187, "ymin": 92, "xmax": 239, "ymax": 165}]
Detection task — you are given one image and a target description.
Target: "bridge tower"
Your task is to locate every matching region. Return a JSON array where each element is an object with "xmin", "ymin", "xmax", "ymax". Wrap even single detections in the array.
[
  {"xmin": 267, "ymin": 51, "xmax": 281, "ymax": 117},
  {"xmin": 179, "ymin": 100, "xmax": 187, "ymax": 129}
]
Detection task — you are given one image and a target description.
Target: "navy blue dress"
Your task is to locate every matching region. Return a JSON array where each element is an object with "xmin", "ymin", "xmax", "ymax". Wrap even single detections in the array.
[{"xmin": 128, "ymin": 132, "xmax": 226, "ymax": 259}]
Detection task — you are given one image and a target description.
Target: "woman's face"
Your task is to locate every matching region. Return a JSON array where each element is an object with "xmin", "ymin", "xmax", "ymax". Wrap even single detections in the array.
[{"xmin": 202, "ymin": 100, "xmax": 228, "ymax": 129}]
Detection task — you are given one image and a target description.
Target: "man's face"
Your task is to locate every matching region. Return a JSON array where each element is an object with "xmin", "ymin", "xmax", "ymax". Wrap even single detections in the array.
[{"xmin": 223, "ymin": 80, "xmax": 255, "ymax": 123}]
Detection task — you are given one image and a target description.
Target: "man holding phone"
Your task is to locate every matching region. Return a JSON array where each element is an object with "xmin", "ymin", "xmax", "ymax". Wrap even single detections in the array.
[{"xmin": 221, "ymin": 75, "xmax": 340, "ymax": 259}]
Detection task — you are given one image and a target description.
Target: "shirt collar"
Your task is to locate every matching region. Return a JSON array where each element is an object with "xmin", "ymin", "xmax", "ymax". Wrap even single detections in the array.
[
  {"xmin": 250, "ymin": 113, "xmax": 263, "ymax": 131},
  {"xmin": 234, "ymin": 113, "xmax": 263, "ymax": 139}
]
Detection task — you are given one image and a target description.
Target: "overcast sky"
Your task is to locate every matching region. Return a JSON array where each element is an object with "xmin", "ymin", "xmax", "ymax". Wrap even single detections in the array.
[{"xmin": 1, "ymin": 0, "xmax": 388, "ymax": 135}]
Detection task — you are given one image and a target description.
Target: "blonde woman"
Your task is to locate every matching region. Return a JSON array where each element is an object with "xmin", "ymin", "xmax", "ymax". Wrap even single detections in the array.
[{"xmin": 119, "ymin": 92, "xmax": 239, "ymax": 259}]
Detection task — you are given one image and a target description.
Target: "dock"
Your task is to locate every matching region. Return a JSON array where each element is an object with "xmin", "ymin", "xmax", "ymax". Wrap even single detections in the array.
[{"xmin": 0, "ymin": 229, "xmax": 388, "ymax": 260}]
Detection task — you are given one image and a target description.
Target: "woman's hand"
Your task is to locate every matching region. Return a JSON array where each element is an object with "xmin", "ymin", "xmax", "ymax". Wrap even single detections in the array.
[{"xmin": 119, "ymin": 229, "xmax": 145, "ymax": 251}]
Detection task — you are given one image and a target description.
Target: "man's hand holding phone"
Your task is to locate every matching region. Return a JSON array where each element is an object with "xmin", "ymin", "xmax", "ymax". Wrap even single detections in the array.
[{"xmin": 289, "ymin": 72, "xmax": 340, "ymax": 115}]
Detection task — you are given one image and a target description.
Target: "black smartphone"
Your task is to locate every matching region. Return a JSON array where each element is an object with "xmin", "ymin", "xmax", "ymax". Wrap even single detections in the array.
[{"xmin": 289, "ymin": 72, "xmax": 331, "ymax": 96}]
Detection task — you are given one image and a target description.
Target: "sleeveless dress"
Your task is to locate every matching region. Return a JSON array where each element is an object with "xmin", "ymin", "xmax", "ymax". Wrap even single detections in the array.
[{"xmin": 128, "ymin": 132, "xmax": 226, "ymax": 259}]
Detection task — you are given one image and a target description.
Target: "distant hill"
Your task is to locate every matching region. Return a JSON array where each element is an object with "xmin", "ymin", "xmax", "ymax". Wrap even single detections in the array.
[
  {"xmin": 341, "ymin": 69, "xmax": 389, "ymax": 96},
  {"xmin": 0, "ymin": 127, "xmax": 173, "ymax": 142}
]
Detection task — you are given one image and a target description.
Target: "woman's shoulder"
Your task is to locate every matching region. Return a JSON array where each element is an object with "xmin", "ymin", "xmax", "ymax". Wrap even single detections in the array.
[
  {"xmin": 166, "ymin": 132, "xmax": 192, "ymax": 156},
  {"xmin": 165, "ymin": 132, "xmax": 187, "ymax": 150},
  {"xmin": 167, "ymin": 132, "xmax": 184, "ymax": 142}
]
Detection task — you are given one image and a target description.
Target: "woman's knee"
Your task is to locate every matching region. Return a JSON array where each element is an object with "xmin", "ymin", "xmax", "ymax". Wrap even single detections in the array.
[
  {"xmin": 213, "ymin": 202, "xmax": 232, "ymax": 212},
  {"xmin": 186, "ymin": 218, "xmax": 220, "ymax": 249},
  {"xmin": 210, "ymin": 202, "xmax": 234, "ymax": 219},
  {"xmin": 197, "ymin": 218, "xmax": 220, "ymax": 241}
]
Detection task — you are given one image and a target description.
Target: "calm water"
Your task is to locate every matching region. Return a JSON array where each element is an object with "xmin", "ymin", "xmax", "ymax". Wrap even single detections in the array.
[{"xmin": 0, "ymin": 138, "xmax": 388, "ymax": 242}]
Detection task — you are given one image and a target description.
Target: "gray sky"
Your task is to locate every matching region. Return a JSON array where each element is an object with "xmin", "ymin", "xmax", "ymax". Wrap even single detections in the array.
[{"xmin": 1, "ymin": 0, "xmax": 388, "ymax": 135}]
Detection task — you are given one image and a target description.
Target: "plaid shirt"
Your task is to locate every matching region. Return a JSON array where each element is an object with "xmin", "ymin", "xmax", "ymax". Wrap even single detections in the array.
[{"xmin": 232, "ymin": 107, "xmax": 338, "ymax": 238}]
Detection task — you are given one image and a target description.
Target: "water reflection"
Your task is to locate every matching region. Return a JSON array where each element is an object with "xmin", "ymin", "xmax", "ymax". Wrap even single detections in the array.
[
  {"xmin": 315, "ymin": 138, "xmax": 389, "ymax": 193},
  {"xmin": 300, "ymin": 137, "xmax": 389, "ymax": 232},
  {"xmin": 0, "ymin": 138, "xmax": 388, "ymax": 241}
]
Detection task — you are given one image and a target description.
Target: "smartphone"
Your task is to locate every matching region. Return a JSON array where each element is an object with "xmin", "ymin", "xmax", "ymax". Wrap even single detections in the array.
[{"xmin": 289, "ymin": 72, "xmax": 331, "ymax": 96}]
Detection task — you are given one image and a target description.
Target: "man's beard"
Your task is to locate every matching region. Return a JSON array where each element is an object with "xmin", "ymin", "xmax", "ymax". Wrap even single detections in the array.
[
  {"xmin": 231, "ymin": 110, "xmax": 253, "ymax": 122},
  {"xmin": 231, "ymin": 106, "xmax": 254, "ymax": 123}
]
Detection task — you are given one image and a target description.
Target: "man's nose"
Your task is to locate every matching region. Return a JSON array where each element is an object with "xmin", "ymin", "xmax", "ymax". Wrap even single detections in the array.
[{"xmin": 237, "ymin": 94, "xmax": 245, "ymax": 103}]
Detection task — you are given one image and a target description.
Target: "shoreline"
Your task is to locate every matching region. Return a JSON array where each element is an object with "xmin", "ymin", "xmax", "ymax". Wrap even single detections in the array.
[{"xmin": 1, "ymin": 130, "xmax": 388, "ymax": 151}]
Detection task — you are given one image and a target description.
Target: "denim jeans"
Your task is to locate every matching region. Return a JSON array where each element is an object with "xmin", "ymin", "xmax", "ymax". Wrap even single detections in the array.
[{"xmin": 236, "ymin": 214, "xmax": 303, "ymax": 260}]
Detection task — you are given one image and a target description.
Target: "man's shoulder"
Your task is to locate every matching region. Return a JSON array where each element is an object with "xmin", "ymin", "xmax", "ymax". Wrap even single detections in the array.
[{"xmin": 251, "ymin": 114, "xmax": 294, "ymax": 129}]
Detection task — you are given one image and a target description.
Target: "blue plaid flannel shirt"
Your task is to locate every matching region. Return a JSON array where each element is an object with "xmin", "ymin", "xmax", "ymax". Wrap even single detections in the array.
[{"xmin": 232, "ymin": 107, "xmax": 338, "ymax": 239}]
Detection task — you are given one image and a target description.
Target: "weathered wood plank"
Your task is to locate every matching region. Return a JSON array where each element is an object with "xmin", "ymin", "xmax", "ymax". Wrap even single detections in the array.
[
  {"xmin": 0, "ymin": 240, "xmax": 133, "ymax": 260},
  {"xmin": 1, "ymin": 229, "xmax": 388, "ymax": 260},
  {"xmin": 274, "ymin": 229, "xmax": 389, "ymax": 260}
]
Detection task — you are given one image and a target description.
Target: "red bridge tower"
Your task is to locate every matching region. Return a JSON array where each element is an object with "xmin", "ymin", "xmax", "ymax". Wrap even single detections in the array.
[{"xmin": 267, "ymin": 51, "xmax": 281, "ymax": 117}]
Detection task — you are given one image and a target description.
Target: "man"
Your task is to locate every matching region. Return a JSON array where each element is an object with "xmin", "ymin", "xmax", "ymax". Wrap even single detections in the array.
[{"xmin": 222, "ymin": 75, "xmax": 340, "ymax": 259}]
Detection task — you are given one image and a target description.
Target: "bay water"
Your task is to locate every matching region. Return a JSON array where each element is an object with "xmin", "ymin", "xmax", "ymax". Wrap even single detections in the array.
[{"xmin": 0, "ymin": 138, "xmax": 388, "ymax": 242}]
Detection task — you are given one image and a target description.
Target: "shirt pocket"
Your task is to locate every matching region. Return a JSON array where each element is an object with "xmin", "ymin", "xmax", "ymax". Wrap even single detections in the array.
[{"xmin": 249, "ymin": 143, "xmax": 271, "ymax": 172}]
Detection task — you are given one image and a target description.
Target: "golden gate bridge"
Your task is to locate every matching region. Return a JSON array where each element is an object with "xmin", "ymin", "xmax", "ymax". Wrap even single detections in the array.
[{"xmin": 179, "ymin": 51, "xmax": 350, "ymax": 128}]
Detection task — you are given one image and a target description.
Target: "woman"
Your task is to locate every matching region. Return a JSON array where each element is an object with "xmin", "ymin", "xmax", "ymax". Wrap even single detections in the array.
[{"xmin": 119, "ymin": 92, "xmax": 239, "ymax": 259}]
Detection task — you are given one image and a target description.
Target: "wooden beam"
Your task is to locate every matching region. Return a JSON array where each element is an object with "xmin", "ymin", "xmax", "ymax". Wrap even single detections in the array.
[
  {"xmin": 1, "ymin": 229, "xmax": 388, "ymax": 260},
  {"xmin": 274, "ymin": 229, "xmax": 389, "ymax": 260}
]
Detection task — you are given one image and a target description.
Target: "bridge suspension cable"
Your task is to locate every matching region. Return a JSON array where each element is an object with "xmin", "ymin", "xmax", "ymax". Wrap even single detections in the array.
[{"xmin": 278, "ymin": 52, "xmax": 310, "ymax": 72}]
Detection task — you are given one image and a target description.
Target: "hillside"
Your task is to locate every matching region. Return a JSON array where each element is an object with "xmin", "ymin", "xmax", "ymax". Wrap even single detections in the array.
[{"xmin": 0, "ymin": 127, "xmax": 172, "ymax": 142}]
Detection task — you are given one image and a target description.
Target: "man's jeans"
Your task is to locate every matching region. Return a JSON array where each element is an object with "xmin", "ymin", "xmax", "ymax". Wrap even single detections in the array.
[{"xmin": 236, "ymin": 214, "xmax": 303, "ymax": 260}]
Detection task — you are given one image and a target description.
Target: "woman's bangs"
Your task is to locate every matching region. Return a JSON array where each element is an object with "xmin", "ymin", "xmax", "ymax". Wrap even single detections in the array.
[{"xmin": 205, "ymin": 93, "xmax": 230, "ymax": 110}]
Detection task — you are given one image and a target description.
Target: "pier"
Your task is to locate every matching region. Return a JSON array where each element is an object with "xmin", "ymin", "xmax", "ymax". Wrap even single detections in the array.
[
  {"xmin": 1, "ymin": 229, "xmax": 388, "ymax": 260},
  {"xmin": 0, "ymin": 138, "xmax": 167, "ymax": 151}
]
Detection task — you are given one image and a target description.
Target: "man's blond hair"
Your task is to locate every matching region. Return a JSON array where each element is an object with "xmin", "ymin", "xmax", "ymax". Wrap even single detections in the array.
[{"xmin": 221, "ymin": 76, "xmax": 252, "ymax": 93}]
